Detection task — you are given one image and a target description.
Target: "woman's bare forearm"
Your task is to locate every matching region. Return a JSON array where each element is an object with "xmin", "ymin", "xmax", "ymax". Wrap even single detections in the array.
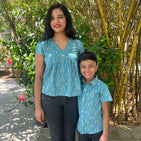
[
  {"xmin": 34, "ymin": 53, "xmax": 44, "ymax": 110},
  {"xmin": 34, "ymin": 75, "xmax": 43, "ymax": 109}
]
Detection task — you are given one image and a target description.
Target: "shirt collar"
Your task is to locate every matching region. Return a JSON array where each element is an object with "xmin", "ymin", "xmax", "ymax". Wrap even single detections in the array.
[{"xmin": 82, "ymin": 75, "xmax": 98, "ymax": 87}]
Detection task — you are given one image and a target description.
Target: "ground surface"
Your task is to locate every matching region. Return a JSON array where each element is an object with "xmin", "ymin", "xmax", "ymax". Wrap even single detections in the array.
[
  {"xmin": 0, "ymin": 74, "xmax": 43, "ymax": 141},
  {"xmin": 0, "ymin": 72, "xmax": 141, "ymax": 141}
]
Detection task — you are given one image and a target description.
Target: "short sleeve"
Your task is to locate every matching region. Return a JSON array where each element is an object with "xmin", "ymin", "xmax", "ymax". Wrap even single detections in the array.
[
  {"xmin": 76, "ymin": 40, "xmax": 84, "ymax": 54},
  {"xmin": 100, "ymin": 84, "xmax": 112, "ymax": 102},
  {"xmin": 36, "ymin": 42, "xmax": 44, "ymax": 56}
]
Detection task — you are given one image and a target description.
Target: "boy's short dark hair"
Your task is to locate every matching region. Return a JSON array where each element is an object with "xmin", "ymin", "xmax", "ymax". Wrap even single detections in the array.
[{"xmin": 78, "ymin": 51, "xmax": 97, "ymax": 65}]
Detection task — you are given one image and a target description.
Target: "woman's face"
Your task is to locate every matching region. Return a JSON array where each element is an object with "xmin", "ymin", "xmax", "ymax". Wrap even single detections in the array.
[{"xmin": 50, "ymin": 8, "xmax": 66, "ymax": 34}]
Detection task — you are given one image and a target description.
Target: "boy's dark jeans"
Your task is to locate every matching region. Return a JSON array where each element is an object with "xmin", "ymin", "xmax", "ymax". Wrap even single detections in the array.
[
  {"xmin": 41, "ymin": 94, "xmax": 78, "ymax": 141},
  {"xmin": 78, "ymin": 131, "xmax": 103, "ymax": 141}
]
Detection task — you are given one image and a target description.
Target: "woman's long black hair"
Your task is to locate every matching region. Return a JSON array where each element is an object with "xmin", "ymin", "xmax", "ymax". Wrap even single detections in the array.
[{"xmin": 41, "ymin": 3, "xmax": 77, "ymax": 41}]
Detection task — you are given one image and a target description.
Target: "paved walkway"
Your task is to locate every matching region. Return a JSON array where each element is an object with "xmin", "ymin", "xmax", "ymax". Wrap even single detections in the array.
[
  {"xmin": 0, "ymin": 78, "xmax": 42, "ymax": 141},
  {"xmin": 0, "ymin": 78, "xmax": 141, "ymax": 141},
  {"xmin": 36, "ymin": 126, "xmax": 141, "ymax": 141}
]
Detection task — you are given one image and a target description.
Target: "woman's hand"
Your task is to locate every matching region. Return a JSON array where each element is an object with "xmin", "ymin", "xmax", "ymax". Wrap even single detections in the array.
[
  {"xmin": 99, "ymin": 134, "xmax": 108, "ymax": 141},
  {"xmin": 35, "ymin": 107, "xmax": 45, "ymax": 124}
]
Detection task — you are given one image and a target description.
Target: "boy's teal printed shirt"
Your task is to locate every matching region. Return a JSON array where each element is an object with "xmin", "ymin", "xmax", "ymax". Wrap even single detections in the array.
[
  {"xmin": 77, "ymin": 76, "xmax": 112, "ymax": 134},
  {"xmin": 36, "ymin": 38, "xmax": 83, "ymax": 97}
]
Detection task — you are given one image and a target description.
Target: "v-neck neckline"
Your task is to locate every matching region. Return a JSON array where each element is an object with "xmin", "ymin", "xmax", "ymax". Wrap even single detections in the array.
[{"xmin": 51, "ymin": 38, "xmax": 70, "ymax": 52}]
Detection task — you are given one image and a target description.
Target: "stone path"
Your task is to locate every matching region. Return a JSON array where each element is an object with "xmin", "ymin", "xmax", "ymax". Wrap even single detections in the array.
[{"xmin": 0, "ymin": 78, "xmax": 141, "ymax": 141}]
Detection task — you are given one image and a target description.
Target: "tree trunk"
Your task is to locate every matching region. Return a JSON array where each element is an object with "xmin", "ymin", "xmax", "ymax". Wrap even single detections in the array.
[{"xmin": 137, "ymin": 75, "xmax": 141, "ymax": 112}]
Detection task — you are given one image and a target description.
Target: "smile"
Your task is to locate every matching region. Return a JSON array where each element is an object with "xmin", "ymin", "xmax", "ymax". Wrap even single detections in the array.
[
  {"xmin": 84, "ymin": 72, "xmax": 91, "ymax": 76},
  {"xmin": 54, "ymin": 24, "xmax": 61, "ymax": 28}
]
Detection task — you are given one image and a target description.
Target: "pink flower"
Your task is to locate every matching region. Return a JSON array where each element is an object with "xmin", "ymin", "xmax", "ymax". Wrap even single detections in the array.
[
  {"xmin": 21, "ymin": 70, "xmax": 24, "ymax": 72},
  {"xmin": 19, "ymin": 93, "xmax": 25, "ymax": 101},
  {"xmin": 7, "ymin": 58, "xmax": 12, "ymax": 65}
]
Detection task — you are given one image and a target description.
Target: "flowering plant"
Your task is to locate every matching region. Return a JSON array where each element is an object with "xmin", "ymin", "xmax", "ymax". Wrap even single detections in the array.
[
  {"xmin": 19, "ymin": 93, "xmax": 25, "ymax": 101},
  {"xmin": 7, "ymin": 58, "xmax": 12, "ymax": 65},
  {"xmin": 0, "ymin": 46, "xmax": 10, "ymax": 71}
]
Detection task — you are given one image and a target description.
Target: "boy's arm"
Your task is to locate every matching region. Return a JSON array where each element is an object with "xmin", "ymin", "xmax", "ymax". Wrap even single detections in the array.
[{"xmin": 100, "ymin": 101, "xmax": 109, "ymax": 141}]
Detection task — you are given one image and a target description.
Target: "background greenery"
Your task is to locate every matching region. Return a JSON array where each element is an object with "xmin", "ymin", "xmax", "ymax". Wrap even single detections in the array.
[{"xmin": 0, "ymin": 0, "xmax": 141, "ymax": 123}]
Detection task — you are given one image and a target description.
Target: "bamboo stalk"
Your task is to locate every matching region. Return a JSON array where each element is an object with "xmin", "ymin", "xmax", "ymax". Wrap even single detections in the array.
[
  {"xmin": 119, "ymin": 0, "xmax": 135, "ymax": 50},
  {"xmin": 114, "ymin": 72, "xmax": 120, "ymax": 100},
  {"xmin": 135, "ymin": 31, "xmax": 141, "ymax": 110},
  {"xmin": 118, "ymin": 19, "xmax": 141, "ymax": 122},
  {"xmin": 118, "ymin": 0, "xmax": 123, "ymax": 83},
  {"xmin": 97, "ymin": 0, "xmax": 111, "ymax": 48},
  {"xmin": 118, "ymin": 0, "xmax": 136, "ymax": 121},
  {"xmin": 124, "ymin": 96, "xmax": 128, "ymax": 121},
  {"xmin": 98, "ymin": 21, "xmax": 101, "ymax": 37},
  {"xmin": 107, "ymin": 0, "xmax": 111, "ymax": 37},
  {"xmin": 119, "ymin": 0, "xmax": 135, "ymax": 87},
  {"xmin": 119, "ymin": 0, "xmax": 122, "ymax": 39},
  {"xmin": 132, "ymin": 34, "xmax": 137, "ymax": 119}
]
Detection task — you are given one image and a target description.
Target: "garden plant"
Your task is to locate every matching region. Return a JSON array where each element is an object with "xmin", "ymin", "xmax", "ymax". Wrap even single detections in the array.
[{"xmin": 0, "ymin": 0, "xmax": 141, "ymax": 124}]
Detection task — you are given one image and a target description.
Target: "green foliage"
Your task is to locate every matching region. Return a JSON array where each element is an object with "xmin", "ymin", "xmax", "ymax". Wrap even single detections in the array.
[
  {"xmin": 8, "ymin": 29, "xmax": 37, "ymax": 105},
  {"xmin": 75, "ymin": 18, "xmax": 94, "ymax": 47},
  {"xmin": 0, "ymin": 29, "xmax": 37, "ymax": 105},
  {"xmin": 88, "ymin": 36, "xmax": 121, "ymax": 91},
  {"xmin": 74, "ymin": 17, "xmax": 121, "ymax": 91},
  {"xmin": 0, "ymin": 43, "xmax": 10, "ymax": 70},
  {"xmin": 0, "ymin": 0, "xmax": 120, "ymax": 106},
  {"xmin": 0, "ymin": 0, "xmax": 45, "ymax": 106}
]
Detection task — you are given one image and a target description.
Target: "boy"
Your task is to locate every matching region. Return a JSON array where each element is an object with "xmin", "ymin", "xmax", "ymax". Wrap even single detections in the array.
[{"xmin": 77, "ymin": 51, "xmax": 112, "ymax": 141}]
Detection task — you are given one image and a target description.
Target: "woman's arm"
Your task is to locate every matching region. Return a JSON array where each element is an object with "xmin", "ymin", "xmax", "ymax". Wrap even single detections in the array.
[
  {"xmin": 100, "ymin": 101, "xmax": 109, "ymax": 141},
  {"xmin": 34, "ymin": 53, "xmax": 45, "ymax": 124}
]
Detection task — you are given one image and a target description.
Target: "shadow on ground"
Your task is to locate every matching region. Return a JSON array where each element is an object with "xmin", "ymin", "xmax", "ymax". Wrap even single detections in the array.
[
  {"xmin": 35, "ymin": 126, "xmax": 141, "ymax": 141},
  {"xmin": 0, "ymin": 78, "xmax": 141, "ymax": 141},
  {"xmin": 0, "ymin": 79, "xmax": 42, "ymax": 141}
]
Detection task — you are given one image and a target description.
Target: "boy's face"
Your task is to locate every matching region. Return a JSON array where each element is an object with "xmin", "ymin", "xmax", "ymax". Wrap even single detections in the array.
[{"xmin": 80, "ymin": 59, "xmax": 98, "ymax": 83}]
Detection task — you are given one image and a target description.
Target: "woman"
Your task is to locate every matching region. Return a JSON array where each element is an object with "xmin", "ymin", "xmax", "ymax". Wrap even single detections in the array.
[{"xmin": 34, "ymin": 3, "xmax": 83, "ymax": 141}]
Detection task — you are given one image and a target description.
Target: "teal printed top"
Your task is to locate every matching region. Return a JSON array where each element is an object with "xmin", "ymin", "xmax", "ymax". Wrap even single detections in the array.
[
  {"xmin": 77, "ymin": 76, "xmax": 112, "ymax": 134},
  {"xmin": 36, "ymin": 38, "xmax": 83, "ymax": 97}
]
